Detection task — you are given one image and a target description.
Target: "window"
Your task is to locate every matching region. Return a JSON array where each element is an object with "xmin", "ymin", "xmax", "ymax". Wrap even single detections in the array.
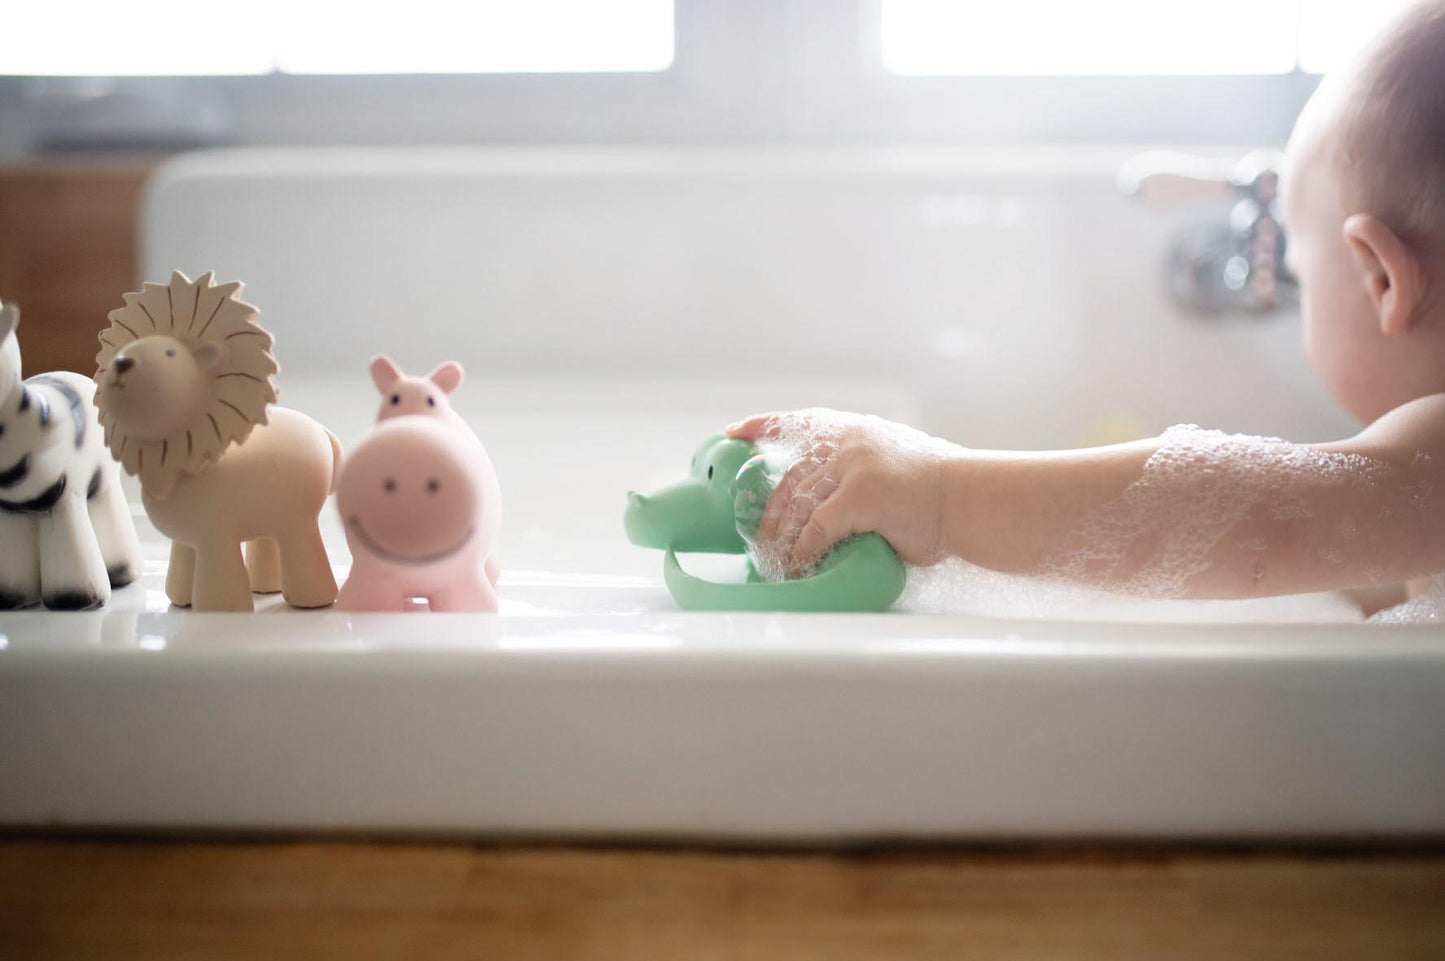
[
  {"xmin": 0, "ymin": 0, "xmax": 1423, "ymax": 151},
  {"xmin": 881, "ymin": 0, "xmax": 1418, "ymax": 77},
  {"xmin": 5, "ymin": 0, "xmax": 674, "ymax": 76}
]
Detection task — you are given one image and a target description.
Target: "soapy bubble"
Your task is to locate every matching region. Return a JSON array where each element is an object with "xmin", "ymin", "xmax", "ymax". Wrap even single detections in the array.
[
  {"xmin": 1369, "ymin": 574, "xmax": 1445, "ymax": 624},
  {"xmin": 737, "ymin": 415, "xmax": 1440, "ymax": 623},
  {"xmin": 1044, "ymin": 425, "xmax": 1393, "ymax": 599},
  {"xmin": 745, "ymin": 408, "xmax": 960, "ymax": 581}
]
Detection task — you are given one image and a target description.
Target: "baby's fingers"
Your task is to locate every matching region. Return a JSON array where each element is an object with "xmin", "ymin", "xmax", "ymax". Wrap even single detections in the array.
[
  {"xmin": 776, "ymin": 468, "xmax": 838, "ymax": 544},
  {"xmin": 758, "ymin": 459, "xmax": 809, "ymax": 543},
  {"xmin": 724, "ymin": 412, "xmax": 786, "ymax": 441},
  {"xmin": 791, "ymin": 496, "xmax": 861, "ymax": 571}
]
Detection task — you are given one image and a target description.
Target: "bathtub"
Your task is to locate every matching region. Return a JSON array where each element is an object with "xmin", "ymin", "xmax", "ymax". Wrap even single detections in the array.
[{"xmin": 0, "ymin": 147, "xmax": 1441, "ymax": 841}]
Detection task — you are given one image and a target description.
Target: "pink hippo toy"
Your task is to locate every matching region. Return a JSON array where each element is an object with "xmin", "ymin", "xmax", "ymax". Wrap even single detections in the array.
[
  {"xmin": 369, "ymin": 355, "xmax": 470, "ymax": 433},
  {"xmin": 365, "ymin": 354, "xmax": 500, "ymax": 586},
  {"xmin": 335, "ymin": 416, "xmax": 502, "ymax": 612}
]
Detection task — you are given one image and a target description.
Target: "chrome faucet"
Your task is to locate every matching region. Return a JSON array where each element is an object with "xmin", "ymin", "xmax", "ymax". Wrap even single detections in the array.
[{"xmin": 1120, "ymin": 150, "xmax": 1298, "ymax": 316}]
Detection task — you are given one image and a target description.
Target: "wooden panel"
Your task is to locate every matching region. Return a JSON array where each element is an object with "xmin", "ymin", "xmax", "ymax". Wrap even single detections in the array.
[
  {"xmin": 0, "ymin": 160, "xmax": 158, "ymax": 376},
  {"xmin": 0, "ymin": 841, "xmax": 1442, "ymax": 959}
]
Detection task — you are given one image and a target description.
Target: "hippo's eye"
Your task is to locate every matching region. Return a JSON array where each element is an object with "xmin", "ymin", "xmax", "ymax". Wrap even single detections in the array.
[
  {"xmin": 165, "ymin": 348, "xmax": 176, "ymax": 357},
  {"xmin": 426, "ymin": 478, "xmax": 440, "ymax": 493},
  {"xmin": 707, "ymin": 466, "xmax": 714, "ymax": 480},
  {"xmin": 390, "ymin": 394, "xmax": 401, "ymax": 405},
  {"xmin": 383, "ymin": 478, "xmax": 396, "ymax": 493},
  {"xmin": 426, "ymin": 396, "xmax": 436, "ymax": 407}
]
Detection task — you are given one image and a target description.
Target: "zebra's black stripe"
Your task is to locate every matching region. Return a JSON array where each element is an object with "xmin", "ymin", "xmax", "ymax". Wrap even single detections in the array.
[
  {"xmin": 26, "ymin": 376, "xmax": 85, "ymax": 448},
  {"xmin": 0, "ymin": 454, "xmax": 28, "ymax": 489},
  {"xmin": 86, "ymin": 466, "xmax": 102, "ymax": 500},
  {"xmin": 0, "ymin": 476, "xmax": 65, "ymax": 514}
]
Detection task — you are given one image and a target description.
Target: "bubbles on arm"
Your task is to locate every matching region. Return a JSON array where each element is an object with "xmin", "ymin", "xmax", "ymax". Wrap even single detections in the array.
[{"xmin": 1043, "ymin": 425, "xmax": 1403, "ymax": 599}]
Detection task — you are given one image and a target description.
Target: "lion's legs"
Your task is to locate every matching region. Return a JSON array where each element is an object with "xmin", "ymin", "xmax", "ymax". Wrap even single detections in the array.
[
  {"xmin": 277, "ymin": 523, "xmax": 337, "ymax": 609},
  {"xmin": 192, "ymin": 539, "xmax": 253, "ymax": 612},
  {"xmin": 37, "ymin": 493, "xmax": 109, "ymax": 610},
  {"xmin": 165, "ymin": 542, "xmax": 196, "ymax": 608},
  {"xmin": 87, "ymin": 469, "xmax": 141, "ymax": 589},
  {"xmin": 0, "ymin": 512, "xmax": 40, "ymax": 609},
  {"xmin": 245, "ymin": 538, "xmax": 283, "ymax": 594}
]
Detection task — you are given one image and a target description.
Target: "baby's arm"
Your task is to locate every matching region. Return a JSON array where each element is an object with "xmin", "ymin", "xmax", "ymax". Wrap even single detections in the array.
[{"xmin": 728, "ymin": 397, "xmax": 1445, "ymax": 599}]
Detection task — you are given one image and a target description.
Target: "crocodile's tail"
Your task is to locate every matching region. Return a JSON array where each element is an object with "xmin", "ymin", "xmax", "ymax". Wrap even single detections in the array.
[{"xmin": 663, "ymin": 534, "xmax": 905, "ymax": 612}]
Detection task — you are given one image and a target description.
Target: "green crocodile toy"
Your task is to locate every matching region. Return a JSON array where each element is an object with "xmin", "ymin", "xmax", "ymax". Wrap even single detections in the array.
[{"xmin": 624, "ymin": 434, "xmax": 906, "ymax": 612}]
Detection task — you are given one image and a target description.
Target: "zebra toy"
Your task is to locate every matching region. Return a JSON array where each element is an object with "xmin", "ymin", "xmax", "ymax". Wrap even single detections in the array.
[{"xmin": 0, "ymin": 303, "xmax": 141, "ymax": 609}]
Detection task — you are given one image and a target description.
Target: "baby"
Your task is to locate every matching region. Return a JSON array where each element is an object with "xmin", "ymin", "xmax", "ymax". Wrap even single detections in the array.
[{"xmin": 726, "ymin": 1, "xmax": 1445, "ymax": 610}]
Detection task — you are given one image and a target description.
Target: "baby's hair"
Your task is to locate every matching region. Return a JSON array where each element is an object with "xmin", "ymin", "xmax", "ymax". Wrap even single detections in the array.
[{"xmin": 1339, "ymin": 0, "xmax": 1445, "ymax": 250}]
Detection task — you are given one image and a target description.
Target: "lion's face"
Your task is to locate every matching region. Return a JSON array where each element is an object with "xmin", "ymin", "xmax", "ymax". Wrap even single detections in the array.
[
  {"xmin": 98, "ymin": 335, "xmax": 223, "ymax": 441},
  {"xmin": 95, "ymin": 271, "xmax": 277, "ymax": 498}
]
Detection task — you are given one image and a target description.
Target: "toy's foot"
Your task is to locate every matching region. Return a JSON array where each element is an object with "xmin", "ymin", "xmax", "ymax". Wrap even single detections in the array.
[
  {"xmin": 165, "ymin": 543, "xmax": 196, "ymax": 608},
  {"xmin": 279, "ymin": 530, "xmax": 338, "ymax": 608},
  {"xmin": 107, "ymin": 564, "xmax": 137, "ymax": 589},
  {"xmin": 245, "ymin": 539, "xmax": 283, "ymax": 594},
  {"xmin": 192, "ymin": 543, "xmax": 255, "ymax": 612},
  {"xmin": 335, "ymin": 579, "xmax": 405, "ymax": 612},
  {"xmin": 427, "ymin": 578, "xmax": 498, "ymax": 613},
  {"xmin": 0, "ymin": 588, "xmax": 39, "ymax": 611},
  {"xmin": 42, "ymin": 590, "xmax": 106, "ymax": 611}
]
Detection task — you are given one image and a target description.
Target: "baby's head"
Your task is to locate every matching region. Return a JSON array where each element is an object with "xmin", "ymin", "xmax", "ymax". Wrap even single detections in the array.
[{"xmin": 1284, "ymin": 0, "xmax": 1445, "ymax": 422}]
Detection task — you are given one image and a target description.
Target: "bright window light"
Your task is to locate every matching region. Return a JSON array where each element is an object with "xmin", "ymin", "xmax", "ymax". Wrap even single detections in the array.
[
  {"xmin": 882, "ymin": 0, "xmax": 1299, "ymax": 76},
  {"xmin": 882, "ymin": 0, "xmax": 1418, "ymax": 77},
  {"xmin": 3, "ymin": 0, "xmax": 674, "ymax": 76},
  {"xmin": 1297, "ymin": 0, "xmax": 1418, "ymax": 74}
]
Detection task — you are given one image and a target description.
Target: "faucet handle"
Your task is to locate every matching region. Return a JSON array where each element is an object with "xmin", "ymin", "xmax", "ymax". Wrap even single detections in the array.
[
  {"xmin": 1119, "ymin": 149, "xmax": 1283, "ymax": 208},
  {"xmin": 1121, "ymin": 149, "xmax": 1294, "ymax": 316}
]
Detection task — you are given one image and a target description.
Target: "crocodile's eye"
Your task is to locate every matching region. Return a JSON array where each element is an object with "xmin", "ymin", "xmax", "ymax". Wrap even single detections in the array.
[
  {"xmin": 390, "ymin": 394, "xmax": 401, "ymax": 405},
  {"xmin": 426, "ymin": 396, "xmax": 436, "ymax": 407},
  {"xmin": 707, "ymin": 466, "xmax": 714, "ymax": 480}
]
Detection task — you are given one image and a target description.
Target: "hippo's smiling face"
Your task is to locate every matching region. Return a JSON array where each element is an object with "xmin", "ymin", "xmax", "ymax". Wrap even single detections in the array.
[{"xmin": 338, "ymin": 417, "xmax": 483, "ymax": 565}]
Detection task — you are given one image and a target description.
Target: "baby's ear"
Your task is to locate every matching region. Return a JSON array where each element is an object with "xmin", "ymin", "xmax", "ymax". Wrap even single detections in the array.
[
  {"xmin": 1343, "ymin": 213, "xmax": 1425, "ymax": 336},
  {"xmin": 428, "ymin": 361, "xmax": 463, "ymax": 395},
  {"xmin": 370, "ymin": 355, "xmax": 402, "ymax": 392},
  {"xmin": 192, "ymin": 341, "xmax": 225, "ymax": 373},
  {"xmin": 0, "ymin": 304, "xmax": 18, "ymax": 340}
]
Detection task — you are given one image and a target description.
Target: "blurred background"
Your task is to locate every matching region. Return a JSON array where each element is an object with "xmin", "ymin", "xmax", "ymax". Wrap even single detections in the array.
[
  {"xmin": 0, "ymin": 0, "xmax": 1415, "ymax": 380},
  {"xmin": 0, "ymin": 0, "xmax": 1413, "ymax": 154}
]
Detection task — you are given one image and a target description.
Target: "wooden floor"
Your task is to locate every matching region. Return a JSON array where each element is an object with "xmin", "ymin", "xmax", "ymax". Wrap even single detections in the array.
[{"xmin": 1, "ymin": 840, "xmax": 1443, "ymax": 959}]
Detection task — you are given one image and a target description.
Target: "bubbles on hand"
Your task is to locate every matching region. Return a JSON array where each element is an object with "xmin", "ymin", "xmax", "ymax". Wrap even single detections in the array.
[{"xmin": 744, "ymin": 407, "xmax": 959, "ymax": 582}]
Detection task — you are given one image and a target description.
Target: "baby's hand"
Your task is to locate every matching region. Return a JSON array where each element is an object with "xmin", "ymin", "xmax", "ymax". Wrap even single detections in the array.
[{"xmin": 725, "ymin": 408, "xmax": 961, "ymax": 573}]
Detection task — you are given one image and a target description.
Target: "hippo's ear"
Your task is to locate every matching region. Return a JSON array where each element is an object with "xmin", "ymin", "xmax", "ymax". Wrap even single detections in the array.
[
  {"xmin": 0, "ymin": 303, "xmax": 17, "ymax": 341},
  {"xmin": 428, "ymin": 361, "xmax": 463, "ymax": 395},
  {"xmin": 370, "ymin": 355, "xmax": 402, "ymax": 392}
]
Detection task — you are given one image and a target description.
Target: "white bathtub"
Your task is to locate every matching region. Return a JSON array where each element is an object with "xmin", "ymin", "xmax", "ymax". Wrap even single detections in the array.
[{"xmin": 0, "ymin": 147, "xmax": 1440, "ymax": 841}]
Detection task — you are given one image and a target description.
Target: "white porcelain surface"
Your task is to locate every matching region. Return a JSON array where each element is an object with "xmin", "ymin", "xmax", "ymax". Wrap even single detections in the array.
[{"xmin": 1, "ymin": 148, "xmax": 1440, "ymax": 841}]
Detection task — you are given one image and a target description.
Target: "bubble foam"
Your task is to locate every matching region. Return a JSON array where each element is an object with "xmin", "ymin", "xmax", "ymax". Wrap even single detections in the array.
[
  {"xmin": 746, "ymin": 408, "xmax": 959, "ymax": 582},
  {"xmin": 738, "ymin": 416, "xmax": 1428, "ymax": 623},
  {"xmin": 1369, "ymin": 575, "xmax": 1445, "ymax": 624},
  {"xmin": 1044, "ymin": 425, "xmax": 1389, "ymax": 599}
]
